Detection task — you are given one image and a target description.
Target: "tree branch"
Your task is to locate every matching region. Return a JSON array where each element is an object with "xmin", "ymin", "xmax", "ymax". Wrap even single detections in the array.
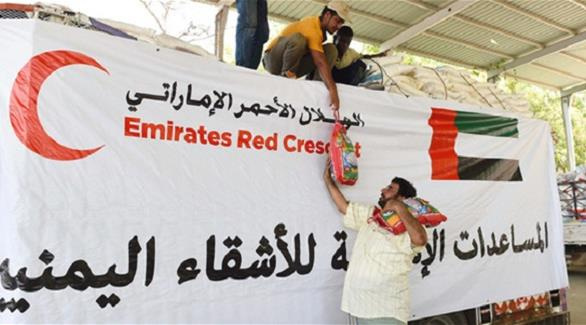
[{"xmin": 138, "ymin": 0, "xmax": 166, "ymax": 34}]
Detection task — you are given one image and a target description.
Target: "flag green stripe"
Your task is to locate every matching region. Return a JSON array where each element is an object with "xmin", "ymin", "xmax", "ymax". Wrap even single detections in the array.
[{"xmin": 455, "ymin": 111, "xmax": 519, "ymax": 138}]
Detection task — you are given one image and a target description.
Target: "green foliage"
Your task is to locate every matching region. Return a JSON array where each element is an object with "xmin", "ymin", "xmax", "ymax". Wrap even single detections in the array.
[
  {"xmin": 570, "ymin": 95, "xmax": 586, "ymax": 170},
  {"xmin": 504, "ymin": 78, "xmax": 586, "ymax": 173},
  {"xmin": 361, "ymin": 43, "xmax": 380, "ymax": 55}
]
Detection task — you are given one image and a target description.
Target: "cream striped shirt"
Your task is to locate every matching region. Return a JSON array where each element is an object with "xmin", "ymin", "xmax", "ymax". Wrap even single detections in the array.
[{"xmin": 341, "ymin": 202, "xmax": 422, "ymax": 322}]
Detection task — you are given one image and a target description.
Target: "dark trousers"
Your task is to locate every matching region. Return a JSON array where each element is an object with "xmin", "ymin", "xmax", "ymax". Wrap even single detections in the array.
[
  {"xmin": 332, "ymin": 59, "xmax": 367, "ymax": 85},
  {"xmin": 235, "ymin": 0, "xmax": 269, "ymax": 69},
  {"xmin": 262, "ymin": 33, "xmax": 338, "ymax": 79}
]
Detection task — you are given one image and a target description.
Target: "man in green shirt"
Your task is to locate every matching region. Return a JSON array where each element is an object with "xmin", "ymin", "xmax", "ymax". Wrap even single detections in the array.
[{"xmin": 332, "ymin": 26, "xmax": 386, "ymax": 85}]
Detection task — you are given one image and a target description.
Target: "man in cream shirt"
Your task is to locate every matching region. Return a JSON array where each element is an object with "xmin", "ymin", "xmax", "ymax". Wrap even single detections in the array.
[{"xmin": 323, "ymin": 161, "xmax": 427, "ymax": 325}]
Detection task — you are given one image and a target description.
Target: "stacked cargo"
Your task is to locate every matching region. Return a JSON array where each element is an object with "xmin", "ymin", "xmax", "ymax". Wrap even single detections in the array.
[{"xmin": 365, "ymin": 56, "xmax": 532, "ymax": 117}]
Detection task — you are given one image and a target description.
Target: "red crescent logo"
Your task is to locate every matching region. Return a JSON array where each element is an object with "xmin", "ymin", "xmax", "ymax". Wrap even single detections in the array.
[{"xmin": 9, "ymin": 50, "xmax": 108, "ymax": 161}]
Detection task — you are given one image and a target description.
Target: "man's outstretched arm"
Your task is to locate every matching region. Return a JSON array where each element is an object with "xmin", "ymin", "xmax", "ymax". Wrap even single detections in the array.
[
  {"xmin": 323, "ymin": 159, "xmax": 348, "ymax": 214},
  {"xmin": 310, "ymin": 49, "xmax": 340, "ymax": 111}
]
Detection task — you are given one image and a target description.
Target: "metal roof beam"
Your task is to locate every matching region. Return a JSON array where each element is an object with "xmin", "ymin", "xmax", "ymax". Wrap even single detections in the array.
[
  {"xmin": 348, "ymin": 10, "xmax": 405, "ymax": 29},
  {"xmin": 401, "ymin": 0, "xmax": 436, "ymax": 11},
  {"xmin": 503, "ymin": 74, "xmax": 560, "ymax": 90},
  {"xmin": 423, "ymin": 31, "xmax": 513, "ymax": 59},
  {"xmin": 561, "ymin": 83, "xmax": 586, "ymax": 97},
  {"xmin": 406, "ymin": 0, "xmax": 545, "ymax": 49},
  {"xmin": 488, "ymin": 0, "xmax": 575, "ymax": 35},
  {"xmin": 560, "ymin": 51, "xmax": 586, "ymax": 64},
  {"xmin": 380, "ymin": 0, "xmax": 478, "ymax": 51},
  {"xmin": 452, "ymin": 16, "xmax": 543, "ymax": 49},
  {"xmin": 487, "ymin": 30, "xmax": 586, "ymax": 79},
  {"xmin": 532, "ymin": 62, "xmax": 586, "ymax": 82}
]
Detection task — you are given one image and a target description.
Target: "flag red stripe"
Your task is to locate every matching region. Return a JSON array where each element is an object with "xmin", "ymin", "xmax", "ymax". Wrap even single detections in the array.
[{"xmin": 429, "ymin": 108, "xmax": 459, "ymax": 180}]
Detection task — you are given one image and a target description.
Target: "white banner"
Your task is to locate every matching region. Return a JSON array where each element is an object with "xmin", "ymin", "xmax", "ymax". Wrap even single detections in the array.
[{"xmin": 0, "ymin": 20, "xmax": 568, "ymax": 323}]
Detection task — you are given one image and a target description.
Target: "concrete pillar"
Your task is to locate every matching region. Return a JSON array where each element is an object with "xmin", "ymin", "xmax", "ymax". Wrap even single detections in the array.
[
  {"xmin": 561, "ymin": 94, "xmax": 576, "ymax": 172},
  {"xmin": 215, "ymin": 5, "xmax": 230, "ymax": 61}
]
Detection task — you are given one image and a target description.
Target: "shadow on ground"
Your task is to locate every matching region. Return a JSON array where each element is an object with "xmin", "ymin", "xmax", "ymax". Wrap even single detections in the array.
[{"xmin": 568, "ymin": 267, "xmax": 586, "ymax": 325}]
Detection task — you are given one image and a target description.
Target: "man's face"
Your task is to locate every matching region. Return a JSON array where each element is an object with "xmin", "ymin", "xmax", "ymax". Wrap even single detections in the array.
[
  {"xmin": 378, "ymin": 182, "xmax": 400, "ymax": 208},
  {"xmin": 325, "ymin": 12, "xmax": 345, "ymax": 34},
  {"xmin": 335, "ymin": 35, "xmax": 352, "ymax": 56}
]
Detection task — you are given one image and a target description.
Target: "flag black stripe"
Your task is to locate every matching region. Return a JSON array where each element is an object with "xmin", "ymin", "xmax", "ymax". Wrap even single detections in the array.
[{"xmin": 458, "ymin": 156, "xmax": 523, "ymax": 181}]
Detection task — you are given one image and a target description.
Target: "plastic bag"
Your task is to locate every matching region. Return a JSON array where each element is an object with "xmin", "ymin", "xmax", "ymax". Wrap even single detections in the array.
[
  {"xmin": 372, "ymin": 197, "xmax": 447, "ymax": 235},
  {"xmin": 329, "ymin": 114, "xmax": 358, "ymax": 185}
]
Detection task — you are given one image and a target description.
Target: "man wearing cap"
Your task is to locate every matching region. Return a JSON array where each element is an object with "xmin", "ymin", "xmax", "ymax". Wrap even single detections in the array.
[
  {"xmin": 262, "ymin": 0, "xmax": 351, "ymax": 111},
  {"xmin": 323, "ymin": 160, "xmax": 427, "ymax": 324}
]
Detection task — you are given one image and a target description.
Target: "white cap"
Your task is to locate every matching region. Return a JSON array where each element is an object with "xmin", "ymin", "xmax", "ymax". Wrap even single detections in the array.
[{"xmin": 326, "ymin": 0, "xmax": 352, "ymax": 24}]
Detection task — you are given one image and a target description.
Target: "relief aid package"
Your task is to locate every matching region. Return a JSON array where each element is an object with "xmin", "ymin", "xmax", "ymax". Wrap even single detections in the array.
[
  {"xmin": 371, "ymin": 197, "xmax": 447, "ymax": 235},
  {"xmin": 329, "ymin": 119, "xmax": 358, "ymax": 185}
]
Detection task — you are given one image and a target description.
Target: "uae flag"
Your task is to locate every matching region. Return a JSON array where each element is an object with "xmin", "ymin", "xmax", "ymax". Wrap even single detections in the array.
[{"xmin": 428, "ymin": 108, "xmax": 523, "ymax": 182}]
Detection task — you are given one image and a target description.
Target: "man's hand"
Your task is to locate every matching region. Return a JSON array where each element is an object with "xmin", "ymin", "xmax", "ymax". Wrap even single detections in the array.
[
  {"xmin": 323, "ymin": 157, "xmax": 348, "ymax": 214},
  {"xmin": 330, "ymin": 91, "xmax": 340, "ymax": 111},
  {"xmin": 383, "ymin": 199, "xmax": 428, "ymax": 246},
  {"xmin": 323, "ymin": 157, "xmax": 333, "ymax": 184}
]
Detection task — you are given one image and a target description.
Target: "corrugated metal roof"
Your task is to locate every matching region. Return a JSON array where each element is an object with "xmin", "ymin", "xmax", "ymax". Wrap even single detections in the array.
[
  {"xmin": 460, "ymin": 2, "xmax": 562, "ymax": 46},
  {"xmin": 431, "ymin": 19, "xmax": 529, "ymax": 57},
  {"xmin": 510, "ymin": 64, "xmax": 578, "ymax": 88},
  {"xmin": 402, "ymin": 34, "xmax": 500, "ymax": 67},
  {"xmin": 511, "ymin": 0, "xmax": 584, "ymax": 31},
  {"xmin": 538, "ymin": 55, "xmax": 586, "ymax": 80},
  {"xmin": 207, "ymin": 0, "xmax": 586, "ymax": 92}
]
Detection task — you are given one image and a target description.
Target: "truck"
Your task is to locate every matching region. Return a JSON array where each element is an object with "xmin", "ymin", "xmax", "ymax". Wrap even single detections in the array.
[
  {"xmin": 0, "ymin": 3, "xmax": 570, "ymax": 324},
  {"xmin": 559, "ymin": 168, "xmax": 586, "ymax": 269}
]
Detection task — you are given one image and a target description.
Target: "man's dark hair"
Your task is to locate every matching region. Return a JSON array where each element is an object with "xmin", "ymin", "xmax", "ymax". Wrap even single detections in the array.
[
  {"xmin": 337, "ymin": 25, "xmax": 353, "ymax": 38},
  {"xmin": 392, "ymin": 177, "xmax": 417, "ymax": 198}
]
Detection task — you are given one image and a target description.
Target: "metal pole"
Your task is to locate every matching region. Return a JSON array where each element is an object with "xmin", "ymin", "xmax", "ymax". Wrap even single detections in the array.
[
  {"xmin": 561, "ymin": 94, "xmax": 576, "ymax": 172},
  {"xmin": 214, "ymin": 5, "xmax": 230, "ymax": 61}
]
